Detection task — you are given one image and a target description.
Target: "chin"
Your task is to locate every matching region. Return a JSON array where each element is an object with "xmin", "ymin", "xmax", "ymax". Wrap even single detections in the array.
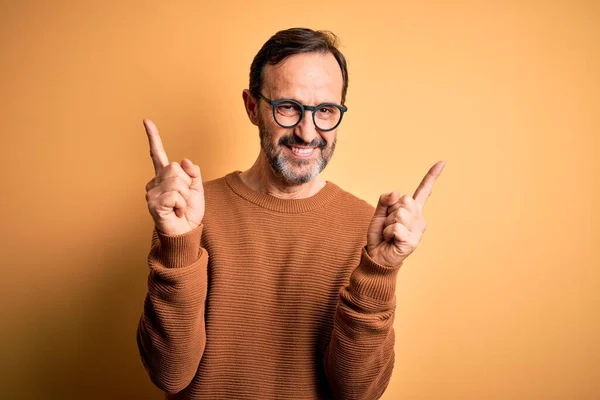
[{"xmin": 272, "ymin": 156, "xmax": 322, "ymax": 186}]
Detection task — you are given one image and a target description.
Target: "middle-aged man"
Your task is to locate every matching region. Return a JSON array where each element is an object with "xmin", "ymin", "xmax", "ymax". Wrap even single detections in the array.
[{"xmin": 137, "ymin": 27, "xmax": 445, "ymax": 399}]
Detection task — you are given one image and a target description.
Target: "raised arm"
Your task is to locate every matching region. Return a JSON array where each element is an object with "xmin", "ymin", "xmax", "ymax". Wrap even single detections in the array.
[
  {"xmin": 136, "ymin": 119, "xmax": 208, "ymax": 394},
  {"xmin": 324, "ymin": 161, "xmax": 445, "ymax": 399}
]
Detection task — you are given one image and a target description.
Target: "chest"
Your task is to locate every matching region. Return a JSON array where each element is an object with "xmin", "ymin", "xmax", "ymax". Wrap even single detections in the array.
[{"xmin": 201, "ymin": 205, "xmax": 364, "ymax": 314}]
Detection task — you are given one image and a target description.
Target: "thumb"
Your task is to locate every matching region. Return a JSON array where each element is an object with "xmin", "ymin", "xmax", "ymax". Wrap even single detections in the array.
[
  {"xmin": 181, "ymin": 159, "xmax": 203, "ymax": 190},
  {"xmin": 374, "ymin": 190, "xmax": 400, "ymax": 218}
]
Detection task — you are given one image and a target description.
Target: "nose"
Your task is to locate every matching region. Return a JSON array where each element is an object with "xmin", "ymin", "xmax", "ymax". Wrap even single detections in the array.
[{"xmin": 294, "ymin": 109, "xmax": 320, "ymax": 144}]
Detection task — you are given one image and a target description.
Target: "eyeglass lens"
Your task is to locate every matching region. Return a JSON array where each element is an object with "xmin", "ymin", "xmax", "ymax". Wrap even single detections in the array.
[{"xmin": 274, "ymin": 101, "xmax": 341, "ymax": 130}]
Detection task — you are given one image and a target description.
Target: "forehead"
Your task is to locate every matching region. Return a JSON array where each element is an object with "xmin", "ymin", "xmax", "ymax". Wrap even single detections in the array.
[{"xmin": 263, "ymin": 52, "xmax": 344, "ymax": 103}]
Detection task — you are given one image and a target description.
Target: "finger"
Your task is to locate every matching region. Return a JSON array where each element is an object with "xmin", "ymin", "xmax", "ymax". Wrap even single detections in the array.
[
  {"xmin": 386, "ymin": 207, "xmax": 426, "ymax": 233},
  {"xmin": 374, "ymin": 190, "xmax": 401, "ymax": 219},
  {"xmin": 180, "ymin": 159, "xmax": 198, "ymax": 178},
  {"xmin": 384, "ymin": 207, "xmax": 416, "ymax": 230},
  {"xmin": 143, "ymin": 119, "xmax": 169, "ymax": 174},
  {"xmin": 382, "ymin": 222, "xmax": 411, "ymax": 242},
  {"xmin": 151, "ymin": 176, "xmax": 192, "ymax": 200},
  {"xmin": 181, "ymin": 159, "xmax": 203, "ymax": 192},
  {"xmin": 413, "ymin": 161, "xmax": 446, "ymax": 210},
  {"xmin": 157, "ymin": 191, "xmax": 187, "ymax": 217},
  {"xmin": 145, "ymin": 178, "xmax": 156, "ymax": 192},
  {"xmin": 387, "ymin": 194, "xmax": 420, "ymax": 216},
  {"xmin": 156, "ymin": 162, "xmax": 193, "ymax": 186}
]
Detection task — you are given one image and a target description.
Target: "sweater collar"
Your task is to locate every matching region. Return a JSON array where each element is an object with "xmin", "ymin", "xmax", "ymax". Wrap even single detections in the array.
[{"xmin": 225, "ymin": 171, "xmax": 340, "ymax": 213}]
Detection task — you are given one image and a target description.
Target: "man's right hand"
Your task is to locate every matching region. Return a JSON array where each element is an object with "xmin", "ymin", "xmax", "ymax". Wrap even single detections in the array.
[{"xmin": 143, "ymin": 119, "xmax": 205, "ymax": 236}]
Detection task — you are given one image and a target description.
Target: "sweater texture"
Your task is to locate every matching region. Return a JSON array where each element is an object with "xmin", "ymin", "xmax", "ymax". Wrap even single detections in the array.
[{"xmin": 137, "ymin": 171, "xmax": 400, "ymax": 399}]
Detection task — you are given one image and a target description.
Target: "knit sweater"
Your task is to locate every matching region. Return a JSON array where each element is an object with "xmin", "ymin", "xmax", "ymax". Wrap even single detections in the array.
[{"xmin": 137, "ymin": 171, "xmax": 401, "ymax": 399}]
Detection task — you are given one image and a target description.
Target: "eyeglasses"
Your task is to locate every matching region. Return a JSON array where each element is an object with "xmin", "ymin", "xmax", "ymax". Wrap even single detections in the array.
[{"xmin": 255, "ymin": 93, "xmax": 348, "ymax": 132}]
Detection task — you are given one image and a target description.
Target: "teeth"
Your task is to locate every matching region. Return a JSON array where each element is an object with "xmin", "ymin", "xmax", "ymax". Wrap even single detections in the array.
[{"xmin": 291, "ymin": 147, "xmax": 313, "ymax": 154}]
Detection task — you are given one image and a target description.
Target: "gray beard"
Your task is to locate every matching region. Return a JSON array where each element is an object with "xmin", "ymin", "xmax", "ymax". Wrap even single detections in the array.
[{"xmin": 258, "ymin": 112, "xmax": 336, "ymax": 186}]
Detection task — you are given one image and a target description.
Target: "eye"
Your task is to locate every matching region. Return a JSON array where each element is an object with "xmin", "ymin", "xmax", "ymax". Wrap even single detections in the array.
[
  {"xmin": 321, "ymin": 106, "xmax": 338, "ymax": 113},
  {"xmin": 316, "ymin": 106, "xmax": 339, "ymax": 120},
  {"xmin": 276, "ymin": 102, "xmax": 301, "ymax": 116}
]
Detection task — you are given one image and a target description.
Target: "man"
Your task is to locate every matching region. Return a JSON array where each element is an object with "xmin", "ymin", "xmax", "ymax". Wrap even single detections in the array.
[{"xmin": 137, "ymin": 28, "xmax": 444, "ymax": 399}]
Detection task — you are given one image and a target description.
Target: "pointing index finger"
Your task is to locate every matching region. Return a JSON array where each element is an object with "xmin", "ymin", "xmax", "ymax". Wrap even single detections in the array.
[
  {"xmin": 143, "ymin": 119, "xmax": 169, "ymax": 174},
  {"xmin": 413, "ymin": 161, "xmax": 446, "ymax": 209}
]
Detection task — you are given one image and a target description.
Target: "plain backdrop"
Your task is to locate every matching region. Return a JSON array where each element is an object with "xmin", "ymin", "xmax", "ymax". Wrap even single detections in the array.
[{"xmin": 1, "ymin": 1, "xmax": 598, "ymax": 399}]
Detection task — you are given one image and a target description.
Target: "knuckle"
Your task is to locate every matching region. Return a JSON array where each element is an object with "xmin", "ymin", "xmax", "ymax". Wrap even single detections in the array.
[
  {"xmin": 164, "ymin": 162, "xmax": 180, "ymax": 173},
  {"xmin": 388, "ymin": 203, "xmax": 401, "ymax": 214},
  {"xmin": 173, "ymin": 176, "xmax": 186, "ymax": 186},
  {"xmin": 155, "ymin": 170, "xmax": 167, "ymax": 182},
  {"xmin": 145, "ymin": 179, "xmax": 155, "ymax": 191},
  {"xmin": 398, "ymin": 207, "xmax": 411, "ymax": 219},
  {"xmin": 160, "ymin": 176, "xmax": 182, "ymax": 191},
  {"xmin": 163, "ymin": 176, "xmax": 178, "ymax": 187},
  {"xmin": 159, "ymin": 180, "xmax": 173, "ymax": 192},
  {"xmin": 403, "ymin": 194, "xmax": 419, "ymax": 209},
  {"xmin": 159, "ymin": 191, "xmax": 172, "ymax": 201},
  {"xmin": 394, "ymin": 224, "xmax": 404, "ymax": 236},
  {"xmin": 171, "ymin": 177, "xmax": 189, "ymax": 192},
  {"xmin": 147, "ymin": 200, "xmax": 156, "ymax": 213}
]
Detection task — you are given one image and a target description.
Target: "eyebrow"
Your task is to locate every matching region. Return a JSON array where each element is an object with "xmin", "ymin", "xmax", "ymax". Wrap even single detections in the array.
[{"xmin": 268, "ymin": 94, "xmax": 342, "ymax": 105}]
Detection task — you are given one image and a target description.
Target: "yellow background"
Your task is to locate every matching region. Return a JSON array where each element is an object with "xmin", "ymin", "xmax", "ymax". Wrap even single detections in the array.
[{"xmin": 1, "ymin": 1, "xmax": 598, "ymax": 399}]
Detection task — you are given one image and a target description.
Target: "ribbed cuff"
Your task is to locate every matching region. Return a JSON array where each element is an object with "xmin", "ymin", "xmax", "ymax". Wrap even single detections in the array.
[
  {"xmin": 153, "ymin": 224, "xmax": 203, "ymax": 268},
  {"xmin": 349, "ymin": 248, "xmax": 402, "ymax": 302}
]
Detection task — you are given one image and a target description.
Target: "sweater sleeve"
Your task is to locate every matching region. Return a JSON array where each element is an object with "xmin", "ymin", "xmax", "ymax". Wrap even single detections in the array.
[
  {"xmin": 136, "ymin": 224, "xmax": 208, "ymax": 394},
  {"xmin": 323, "ymin": 248, "xmax": 400, "ymax": 400}
]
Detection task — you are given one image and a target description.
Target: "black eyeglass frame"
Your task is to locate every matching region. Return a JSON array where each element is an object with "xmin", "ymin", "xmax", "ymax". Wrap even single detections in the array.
[{"xmin": 255, "ymin": 93, "xmax": 348, "ymax": 132}]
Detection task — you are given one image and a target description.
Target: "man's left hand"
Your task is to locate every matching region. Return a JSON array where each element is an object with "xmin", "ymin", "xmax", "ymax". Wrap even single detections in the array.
[{"xmin": 367, "ymin": 161, "xmax": 445, "ymax": 268}]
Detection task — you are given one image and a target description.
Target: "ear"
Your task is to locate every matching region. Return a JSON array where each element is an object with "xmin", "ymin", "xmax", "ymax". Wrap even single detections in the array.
[{"xmin": 242, "ymin": 89, "xmax": 259, "ymax": 127}]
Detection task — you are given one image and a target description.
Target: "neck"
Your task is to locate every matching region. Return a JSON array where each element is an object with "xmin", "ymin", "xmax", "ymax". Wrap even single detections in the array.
[{"xmin": 239, "ymin": 153, "xmax": 326, "ymax": 200}]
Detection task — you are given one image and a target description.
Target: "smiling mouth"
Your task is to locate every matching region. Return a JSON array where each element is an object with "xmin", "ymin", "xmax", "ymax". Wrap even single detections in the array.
[{"xmin": 290, "ymin": 146, "xmax": 315, "ymax": 155}]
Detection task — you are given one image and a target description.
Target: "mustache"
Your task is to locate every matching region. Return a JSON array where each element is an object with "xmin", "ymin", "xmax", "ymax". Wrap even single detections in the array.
[{"xmin": 278, "ymin": 134, "xmax": 327, "ymax": 150}]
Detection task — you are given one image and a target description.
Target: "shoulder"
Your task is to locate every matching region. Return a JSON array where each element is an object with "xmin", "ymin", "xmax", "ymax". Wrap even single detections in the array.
[
  {"xmin": 202, "ymin": 173, "xmax": 233, "ymax": 198},
  {"xmin": 203, "ymin": 174, "xmax": 228, "ymax": 191},
  {"xmin": 328, "ymin": 182, "xmax": 375, "ymax": 219}
]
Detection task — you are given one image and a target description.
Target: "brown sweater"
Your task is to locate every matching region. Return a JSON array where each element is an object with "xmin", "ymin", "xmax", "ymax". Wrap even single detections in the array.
[{"xmin": 137, "ymin": 171, "xmax": 400, "ymax": 399}]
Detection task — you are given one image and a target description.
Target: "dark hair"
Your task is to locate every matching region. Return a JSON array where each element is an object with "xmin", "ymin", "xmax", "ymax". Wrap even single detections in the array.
[{"xmin": 249, "ymin": 28, "xmax": 349, "ymax": 104}]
